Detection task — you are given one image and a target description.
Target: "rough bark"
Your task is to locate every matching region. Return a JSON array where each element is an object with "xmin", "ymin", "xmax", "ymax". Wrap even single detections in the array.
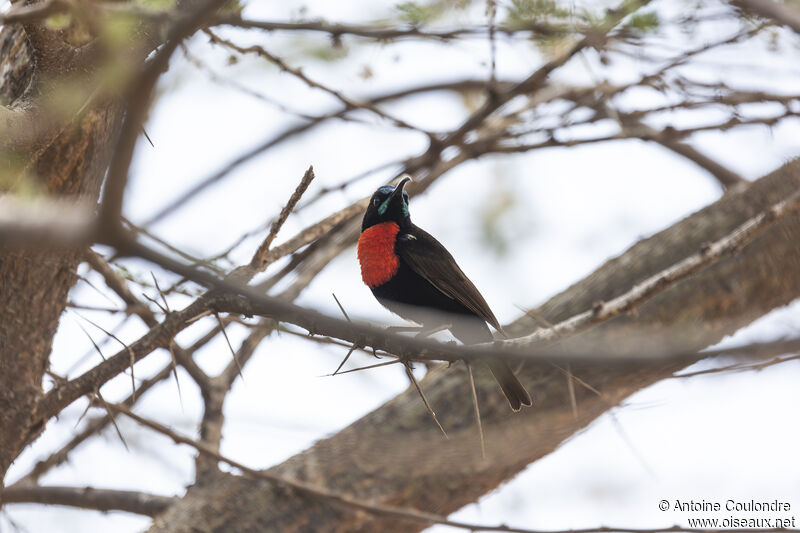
[
  {"xmin": 0, "ymin": 22, "xmax": 124, "ymax": 483},
  {"xmin": 148, "ymin": 159, "xmax": 800, "ymax": 532}
]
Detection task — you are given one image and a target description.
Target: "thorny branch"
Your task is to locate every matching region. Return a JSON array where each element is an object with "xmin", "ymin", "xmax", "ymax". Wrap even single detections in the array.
[
  {"xmin": 506, "ymin": 188, "xmax": 800, "ymax": 347},
  {"xmin": 28, "ymin": 175, "xmax": 800, "ymax": 435},
  {"xmin": 4, "ymin": 0, "xmax": 800, "ymax": 528}
]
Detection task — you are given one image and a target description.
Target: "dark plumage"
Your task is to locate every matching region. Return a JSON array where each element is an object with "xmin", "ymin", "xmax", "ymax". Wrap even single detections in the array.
[{"xmin": 357, "ymin": 177, "xmax": 532, "ymax": 411}]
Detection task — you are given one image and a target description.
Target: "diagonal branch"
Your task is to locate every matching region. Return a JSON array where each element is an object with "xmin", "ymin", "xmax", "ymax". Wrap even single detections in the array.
[
  {"xmin": 734, "ymin": 0, "xmax": 800, "ymax": 34},
  {"xmin": 657, "ymin": 140, "xmax": 746, "ymax": 190},
  {"xmin": 506, "ymin": 186, "xmax": 800, "ymax": 348},
  {"xmin": 248, "ymin": 166, "xmax": 316, "ymax": 271}
]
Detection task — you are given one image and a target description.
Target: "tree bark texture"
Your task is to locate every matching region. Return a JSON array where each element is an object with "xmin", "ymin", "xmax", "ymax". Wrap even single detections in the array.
[
  {"xmin": 0, "ymin": 23, "xmax": 123, "ymax": 483},
  {"xmin": 148, "ymin": 159, "xmax": 800, "ymax": 532}
]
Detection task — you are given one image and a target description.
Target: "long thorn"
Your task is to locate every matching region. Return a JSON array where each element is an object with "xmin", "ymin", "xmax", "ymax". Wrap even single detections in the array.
[
  {"xmin": 466, "ymin": 362, "xmax": 486, "ymax": 459},
  {"xmin": 215, "ymin": 311, "xmax": 243, "ymax": 380},
  {"xmin": 128, "ymin": 347, "xmax": 136, "ymax": 401},
  {"xmin": 610, "ymin": 411, "xmax": 656, "ymax": 479},
  {"xmin": 96, "ymin": 392, "xmax": 130, "ymax": 452},
  {"xmin": 550, "ymin": 362, "xmax": 602, "ymax": 397},
  {"xmin": 331, "ymin": 292, "xmax": 351, "ymax": 322},
  {"xmin": 331, "ymin": 345, "xmax": 356, "ymax": 375},
  {"xmin": 404, "ymin": 363, "xmax": 447, "ymax": 439},
  {"xmin": 142, "ymin": 127, "xmax": 155, "ymax": 147},
  {"xmin": 73, "ymin": 311, "xmax": 136, "ymax": 398},
  {"xmin": 323, "ymin": 359, "xmax": 402, "ymax": 376},
  {"xmin": 74, "ymin": 396, "xmax": 94, "ymax": 429},
  {"xmin": 151, "ymin": 271, "xmax": 171, "ymax": 312},
  {"xmin": 75, "ymin": 323, "xmax": 107, "ymax": 362},
  {"xmin": 167, "ymin": 342, "xmax": 184, "ymax": 410},
  {"xmin": 565, "ymin": 362, "xmax": 578, "ymax": 419}
]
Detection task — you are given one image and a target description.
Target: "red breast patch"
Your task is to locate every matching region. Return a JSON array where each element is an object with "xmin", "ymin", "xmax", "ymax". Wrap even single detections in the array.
[{"xmin": 358, "ymin": 222, "xmax": 400, "ymax": 288}]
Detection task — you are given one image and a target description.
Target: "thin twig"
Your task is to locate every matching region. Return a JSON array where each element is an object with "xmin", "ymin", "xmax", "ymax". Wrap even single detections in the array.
[
  {"xmin": 249, "ymin": 166, "xmax": 316, "ymax": 272},
  {"xmin": 204, "ymin": 30, "xmax": 423, "ymax": 133}
]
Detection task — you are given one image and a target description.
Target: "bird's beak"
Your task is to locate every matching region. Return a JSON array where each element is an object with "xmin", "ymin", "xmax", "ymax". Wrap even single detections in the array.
[{"xmin": 390, "ymin": 176, "xmax": 412, "ymax": 202}]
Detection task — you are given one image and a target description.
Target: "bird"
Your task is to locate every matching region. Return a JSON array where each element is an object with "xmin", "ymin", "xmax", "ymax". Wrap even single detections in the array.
[{"xmin": 357, "ymin": 176, "xmax": 532, "ymax": 411}]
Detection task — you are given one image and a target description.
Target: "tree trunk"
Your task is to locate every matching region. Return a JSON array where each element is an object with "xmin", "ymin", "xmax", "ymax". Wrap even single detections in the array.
[
  {"xmin": 148, "ymin": 159, "xmax": 800, "ymax": 532},
  {"xmin": 0, "ymin": 23, "xmax": 124, "ymax": 484}
]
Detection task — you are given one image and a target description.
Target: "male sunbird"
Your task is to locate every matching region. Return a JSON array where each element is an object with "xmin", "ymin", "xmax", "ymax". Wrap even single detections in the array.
[{"xmin": 357, "ymin": 177, "xmax": 532, "ymax": 411}]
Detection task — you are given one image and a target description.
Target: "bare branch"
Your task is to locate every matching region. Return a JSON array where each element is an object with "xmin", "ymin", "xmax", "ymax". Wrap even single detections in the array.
[
  {"xmin": 204, "ymin": 30, "xmax": 422, "ymax": 133},
  {"xmin": 1, "ymin": 485, "xmax": 175, "ymax": 516},
  {"xmin": 656, "ymin": 140, "xmax": 747, "ymax": 190},
  {"xmin": 735, "ymin": 0, "xmax": 800, "ymax": 34},
  {"xmin": 109, "ymin": 177, "xmax": 800, "ymax": 369},
  {"xmin": 248, "ymin": 165, "xmax": 316, "ymax": 273},
  {"xmin": 507, "ymin": 187, "xmax": 800, "ymax": 348},
  {"xmin": 216, "ymin": 16, "xmax": 568, "ymax": 41},
  {"xmin": 141, "ymin": 1, "xmax": 646, "ymax": 229}
]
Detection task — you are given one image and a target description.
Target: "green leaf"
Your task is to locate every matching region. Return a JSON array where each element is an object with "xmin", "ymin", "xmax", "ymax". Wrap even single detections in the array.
[
  {"xmin": 627, "ymin": 11, "xmax": 659, "ymax": 32},
  {"xmin": 506, "ymin": 0, "xmax": 571, "ymax": 27},
  {"xmin": 45, "ymin": 13, "xmax": 72, "ymax": 30},
  {"xmin": 395, "ymin": 2, "xmax": 435, "ymax": 26}
]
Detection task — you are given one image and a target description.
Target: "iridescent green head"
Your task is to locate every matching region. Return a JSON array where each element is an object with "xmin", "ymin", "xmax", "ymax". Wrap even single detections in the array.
[{"xmin": 361, "ymin": 177, "xmax": 412, "ymax": 231}]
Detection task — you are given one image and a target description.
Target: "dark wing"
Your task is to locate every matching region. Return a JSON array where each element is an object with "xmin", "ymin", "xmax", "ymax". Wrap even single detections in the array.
[{"xmin": 396, "ymin": 227, "xmax": 503, "ymax": 333}]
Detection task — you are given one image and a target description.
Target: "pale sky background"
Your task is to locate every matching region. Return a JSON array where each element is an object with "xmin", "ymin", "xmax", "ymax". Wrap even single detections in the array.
[{"xmin": 2, "ymin": 0, "xmax": 800, "ymax": 531}]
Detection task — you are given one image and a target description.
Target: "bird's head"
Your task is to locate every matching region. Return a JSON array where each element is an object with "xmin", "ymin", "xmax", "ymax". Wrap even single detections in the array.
[{"xmin": 361, "ymin": 176, "xmax": 412, "ymax": 231}]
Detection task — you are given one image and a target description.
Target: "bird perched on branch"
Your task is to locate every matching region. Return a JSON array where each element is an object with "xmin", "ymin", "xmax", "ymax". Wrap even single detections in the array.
[{"xmin": 357, "ymin": 176, "xmax": 532, "ymax": 411}]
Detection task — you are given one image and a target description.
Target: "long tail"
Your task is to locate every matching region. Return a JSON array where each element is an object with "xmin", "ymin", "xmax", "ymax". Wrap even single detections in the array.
[
  {"xmin": 487, "ymin": 360, "xmax": 533, "ymax": 412},
  {"xmin": 451, "ymin": 318, "xmax": 533, "ymax": 411}
]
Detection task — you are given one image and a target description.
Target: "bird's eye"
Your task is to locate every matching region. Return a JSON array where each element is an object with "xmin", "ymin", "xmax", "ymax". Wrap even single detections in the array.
[{"xmin": 373, "ymin": 198, "xmax": 380, "ymax": 206}]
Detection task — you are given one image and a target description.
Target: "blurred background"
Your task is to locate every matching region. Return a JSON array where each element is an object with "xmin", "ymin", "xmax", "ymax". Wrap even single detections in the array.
[{"xmin": 1, "ymin": 0, "xmax": 799, "ymax": 531}]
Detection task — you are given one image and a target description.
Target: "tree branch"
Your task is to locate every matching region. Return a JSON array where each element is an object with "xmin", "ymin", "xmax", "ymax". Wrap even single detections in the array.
[
  {"xmin": 506, "ymin": 186, "xmax": 800, "ymax": 347},
  {"xmin": 735, "ymin": 0, "xmax": 800, "ymax": 34},
  {"xmin": 1, "ymin": 485, "xmax": 175, "ymax": 516}
]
